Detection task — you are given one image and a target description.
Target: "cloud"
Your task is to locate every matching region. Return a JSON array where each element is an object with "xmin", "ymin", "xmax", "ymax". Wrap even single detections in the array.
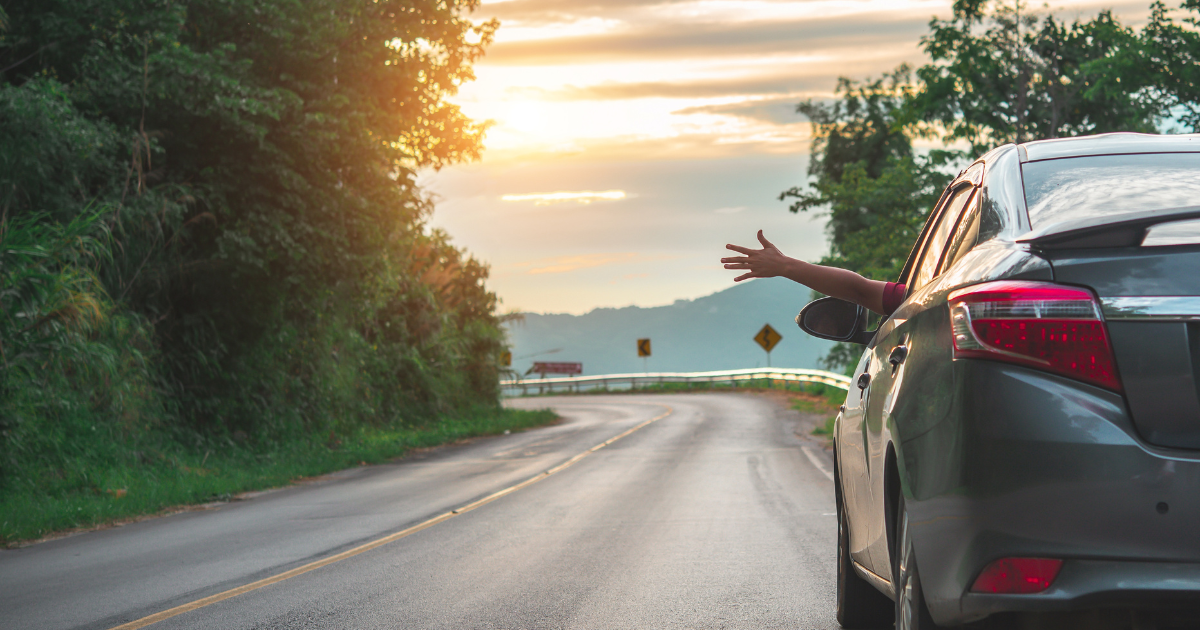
[
  {"xmin": 674, "ymin": 97, "xmax": 813, "ymax": 126},
  {"xmin": 518, "ymin": 252, "xmax": 640, "ymax": 274},
  {"xmin": 477, "ymin": 124, "xmax": 814, "ymax": 164},
  {"xmin": 481, "ymin": 0, "xmax": 1153, "ymax": 20},
  {"xmin": 481, "ymin": 13, "xmax": 932, "ymax": 65},
  {"xmin": 523, "ymin": 76, "xmax": 826, "ymax": 101},
  {"xmin": 478, "ymin": 0, "xmax": 1156, "ymax": 66},
  {"xmin": 502, "ymin": 189, "xmax": 627, "ymax": 204},
  {"xmin": 483, "ymin": 0, "xmax": 693, "ymax": 23}
]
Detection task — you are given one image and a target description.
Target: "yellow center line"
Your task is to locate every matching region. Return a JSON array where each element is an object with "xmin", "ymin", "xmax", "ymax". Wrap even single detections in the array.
[{"xmin": 108, "ymin": 406, "xmax": 673, "ymax": 630}]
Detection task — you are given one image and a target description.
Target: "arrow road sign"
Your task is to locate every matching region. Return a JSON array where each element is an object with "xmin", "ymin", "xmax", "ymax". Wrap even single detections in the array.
[
  {"xmin": 754, "ymin": 324, "xmax": 782, "ymax": 353},
  {"xmin": 637, "ymin": 338, "xmax": 651, "ymax": 357}
]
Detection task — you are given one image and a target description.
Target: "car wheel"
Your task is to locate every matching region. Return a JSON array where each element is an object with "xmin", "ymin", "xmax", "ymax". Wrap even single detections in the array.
[
  {"xmin": 895, "ymin": 495, "xmax": 942, "ymax": 630},
  {"xmin": 836, "ymin": 480, "xmax": 892, "ymax": 628}
]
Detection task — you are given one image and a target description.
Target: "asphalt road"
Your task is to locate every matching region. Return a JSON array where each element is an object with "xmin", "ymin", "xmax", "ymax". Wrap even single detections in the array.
[{"xmin": 1, "ymin": 392, "xmax": 841, "ymax": 630}]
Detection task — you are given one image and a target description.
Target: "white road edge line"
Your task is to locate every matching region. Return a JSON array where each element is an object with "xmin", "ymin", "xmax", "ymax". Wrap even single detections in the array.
[
  {"xmin": 801, "ymin": 446, "xmax": 834, "ymax": 481},
  {"xmin": 107, "ymin": 406, "xmax": 673, "ymax": 630}
]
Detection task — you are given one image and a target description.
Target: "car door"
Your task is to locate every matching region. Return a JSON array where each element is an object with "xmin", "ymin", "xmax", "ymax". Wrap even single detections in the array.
[
  {"xmin": 838, "ymin": 349, "xmax": 875, "ymax": 566},
  {"xmin": 861, "ymin": 181, "xmax": 978, "ymax": 577}
]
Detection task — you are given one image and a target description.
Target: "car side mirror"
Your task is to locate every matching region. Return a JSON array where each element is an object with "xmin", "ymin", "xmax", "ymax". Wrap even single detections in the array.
[{"xmin": 796, "ymin": 297, "xmax": 874, "ymax": 345}]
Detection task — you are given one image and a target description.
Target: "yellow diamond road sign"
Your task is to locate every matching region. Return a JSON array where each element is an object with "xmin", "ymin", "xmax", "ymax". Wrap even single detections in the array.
[
  {"xmin": 500, "ymin": 351, "xmax": 512, "ymax": 366},
  {"xmin": 637, "ymin": 338, "xmax": 651, "ymax": 357},
  {"xmin": 754, "ymin": 324, "xmax": 782, "ymax": 352}
]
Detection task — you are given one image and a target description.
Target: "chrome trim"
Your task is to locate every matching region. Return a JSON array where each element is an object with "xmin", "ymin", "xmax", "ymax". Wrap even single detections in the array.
[
  {"xmin": 1101, "ymin": 296, "xmax": 1200, "ymax": 321},
  {"xmin": 853, "ymin": 559, "xmax": 896, "ymax": 599}
]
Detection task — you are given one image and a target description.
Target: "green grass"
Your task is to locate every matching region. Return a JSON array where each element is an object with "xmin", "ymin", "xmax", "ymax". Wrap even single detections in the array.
[
  {"xmin": 0, "ymin": 407, "xmax": 557, "ymax": 547},
  {"xmin": 785, "ymin": 391, "xmax": 841, "ymax": 437},
  {"xmin": 811, "ymin": 415, "xmax": 837, "ymax": 436}
]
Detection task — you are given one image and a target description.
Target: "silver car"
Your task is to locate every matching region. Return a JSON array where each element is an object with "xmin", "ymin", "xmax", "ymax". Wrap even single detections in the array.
[{"xmin": 799, "ymin": 133, "xmax": 1200, "ymax": 629}]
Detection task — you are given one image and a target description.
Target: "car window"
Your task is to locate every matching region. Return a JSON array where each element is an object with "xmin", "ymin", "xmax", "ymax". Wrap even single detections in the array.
[
  {"xmin": 911, "ymin": 187, "xmax": 973, "ymax": 292},
  {"xmin": 896, "ymin": 188, "xmax": 951, "ymax": 288},
  {"xmin": 1023, "ymin": 153, "xmax": 1200, "ymax": 228},
  {"xmin": 941, "ymin": 193, "xmax": 982, "ymax": 273},
  {"xmin": 1143, "ymin": 218, "xmax": 1200, "ymax": 246}
]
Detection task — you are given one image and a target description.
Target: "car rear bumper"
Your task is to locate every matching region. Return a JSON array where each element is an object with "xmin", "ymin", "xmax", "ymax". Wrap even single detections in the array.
[
  {"xmin": 961, "ymin": 559, "xmax": 1200, "ymax": 619},
  {"xmin": 900, "ymin": 361, "xmax": 1200, "ymax": 625}
]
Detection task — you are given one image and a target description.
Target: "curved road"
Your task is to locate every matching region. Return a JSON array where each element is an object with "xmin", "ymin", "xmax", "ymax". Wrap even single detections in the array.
[{"xmin": 1, "ymin": 393, "xmax": 840, "ymax": 630}]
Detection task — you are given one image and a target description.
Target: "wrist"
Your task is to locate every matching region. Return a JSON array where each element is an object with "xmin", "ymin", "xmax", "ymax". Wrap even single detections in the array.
[{"xmin": 781, "ymin": 257, "xmax": 807, "ymax": 282}]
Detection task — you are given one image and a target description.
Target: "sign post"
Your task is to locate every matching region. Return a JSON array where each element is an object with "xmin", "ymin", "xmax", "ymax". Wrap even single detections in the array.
[
  {"xmin": 753, "ymin": 324, "xmax": 782, "ymax": 368},
  {"xmin": 529, "ymin": 362, "xmax": 583, "ymax": 378},
  {"xmin": 637, "ymin": 338, "xmax": 651, "ymax": 373}
]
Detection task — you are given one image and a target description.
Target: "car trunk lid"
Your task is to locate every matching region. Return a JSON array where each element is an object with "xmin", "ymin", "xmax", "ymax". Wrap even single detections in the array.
[{"xmin": 1045, "ymin": 247, "xmax": 1200, "ymax": 449}]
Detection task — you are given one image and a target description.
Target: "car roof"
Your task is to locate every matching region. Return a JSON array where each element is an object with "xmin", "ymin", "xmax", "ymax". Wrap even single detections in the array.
[{"xmin": 1021, "ymin": 132, "xmax": 1200, "ymax": 162}]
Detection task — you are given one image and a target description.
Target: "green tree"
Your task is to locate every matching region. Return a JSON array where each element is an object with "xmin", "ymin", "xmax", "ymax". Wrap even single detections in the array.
[
  {"xmin": 1095, "ymin": 1, "xmax": 1200, "ymax": 132},
  {"xmin": 786, "ymin": 1, "xmax": 1183, "ymax": 369},
  {"xmin": 914, "ymin": 0, "xmax": 1160, "ymax": 153},
  {"xmin": 781, "ymin": 68, "xmax": 957, "ymax": 285},
  {"xmin": 0, "ymin": 0, "xmax": 507, "ymax": 448},
  {"xmin": 781, "ymin": 71, "xmax": 958, "ymax": 371}
]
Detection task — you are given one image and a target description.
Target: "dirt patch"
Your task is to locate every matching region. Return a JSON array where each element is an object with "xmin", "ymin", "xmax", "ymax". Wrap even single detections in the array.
[{"xmin": 752, "ymin": 388, "xmax": 842, "ymax": 449}]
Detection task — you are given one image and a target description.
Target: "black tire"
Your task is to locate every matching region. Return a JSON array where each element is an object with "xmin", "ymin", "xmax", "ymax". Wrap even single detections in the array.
[
  {"xmin": 836, "ymin": 476, "xmax": 893, "ymax": 628},
  {"xmin": 894, "ymin": 495, "xmax": 943, "ymax": 630}
]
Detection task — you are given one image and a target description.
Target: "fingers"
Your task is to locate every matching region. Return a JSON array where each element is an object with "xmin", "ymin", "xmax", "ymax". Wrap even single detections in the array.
[
  {"xmin": 756, "ymin": 230, "xmax": 776, "ymax": 250},
  {"xmin": 726, "ymin": 232, "xmax": 771, "ymax": 283}
]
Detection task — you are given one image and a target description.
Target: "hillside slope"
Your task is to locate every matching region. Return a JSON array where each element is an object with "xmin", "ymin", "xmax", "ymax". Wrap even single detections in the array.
[{"xmin": 504, "ymin": 278, "xmax": 836, "ymax": 376}]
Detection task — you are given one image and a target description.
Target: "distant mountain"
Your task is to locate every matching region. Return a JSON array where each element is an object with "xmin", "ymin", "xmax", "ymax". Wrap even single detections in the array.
[{"xmin": 503, "ymin": 277, "xmax": 835, "ymax": 376}]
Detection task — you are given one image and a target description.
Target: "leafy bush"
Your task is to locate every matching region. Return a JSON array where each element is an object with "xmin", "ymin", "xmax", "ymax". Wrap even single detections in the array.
[
  {"xmin": 0, "ymin": 1, "xmax": 517, "ymax": 542},
  {"xmin": 0, "ymin": 209, "xmax": 163, "ymax": 489}
]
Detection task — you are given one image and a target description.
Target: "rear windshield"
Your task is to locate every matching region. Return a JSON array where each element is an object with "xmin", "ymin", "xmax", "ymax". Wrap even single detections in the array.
[{"xmin": 1022, "ymin": 153, "xmax": 1200, "ymax": 228}]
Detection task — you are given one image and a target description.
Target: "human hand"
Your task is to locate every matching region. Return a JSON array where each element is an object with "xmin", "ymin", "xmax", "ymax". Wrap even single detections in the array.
[{"xmin": 722, "ymin": 230, "xmax": 793, "ymax": 282}]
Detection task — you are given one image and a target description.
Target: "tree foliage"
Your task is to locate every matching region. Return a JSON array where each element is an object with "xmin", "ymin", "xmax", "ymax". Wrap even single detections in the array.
[
  {"xmin": 780, "ymin": 68, "xmax": 957, "ymax": 284},
  {"xmin": 915, "ymin": 0, "xmax": 1160, "ymax": 153},
  {"xmin": 0, "ymin": 0, "xmax": 508, "ymax": 495},
  {"xmin": 1098, "ymin": 1, "xmax": 1200, "ymax": 132},
  {"xmin": 780, "ymin": 72, "xmax": 958, "ymax": 371},
  {"xmin": 789, "ymin": 0, "xmax": 1200, "ymax": 369}
]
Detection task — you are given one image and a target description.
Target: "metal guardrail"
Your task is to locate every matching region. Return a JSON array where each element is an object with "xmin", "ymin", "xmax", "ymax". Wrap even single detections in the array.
[{"xmin": 501, "ymin": 367, "xmax": 852, "ymax": 396}]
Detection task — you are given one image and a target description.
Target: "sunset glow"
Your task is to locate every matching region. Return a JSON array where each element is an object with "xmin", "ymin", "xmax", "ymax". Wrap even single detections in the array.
[
  {"xmin": 422, "ymin": 0, "xmax": 1159, "ymax": 314},
  {"xmin": 502, "ymin": 190, "xmax": 627, "ymax": 205}
]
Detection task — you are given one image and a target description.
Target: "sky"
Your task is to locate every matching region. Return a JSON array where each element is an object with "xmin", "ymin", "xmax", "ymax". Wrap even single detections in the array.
[{"xmin": 419, "ymin": 0, "xmax": 1157, "ymax": 315}]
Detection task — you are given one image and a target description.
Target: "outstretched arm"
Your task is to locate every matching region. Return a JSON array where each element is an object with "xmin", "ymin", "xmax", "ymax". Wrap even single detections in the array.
[{"xmin": 722, "ymin": 230, "xmax": 889, "ymax": 315}]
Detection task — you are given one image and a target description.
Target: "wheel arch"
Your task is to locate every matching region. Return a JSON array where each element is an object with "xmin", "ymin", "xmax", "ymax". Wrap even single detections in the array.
[{"xmin": 884, "ymin": 442, "xmax": 902, "ymax": 576}]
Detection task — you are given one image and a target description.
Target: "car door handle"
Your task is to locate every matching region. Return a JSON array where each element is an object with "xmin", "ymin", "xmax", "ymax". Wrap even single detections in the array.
[
  {"xmin": 857, "ymin": 373, "xmax": 871, "ymax": 390},
  {"xmin": 888, "ymin": 345, "xmax": 909, "ymax": 367}
]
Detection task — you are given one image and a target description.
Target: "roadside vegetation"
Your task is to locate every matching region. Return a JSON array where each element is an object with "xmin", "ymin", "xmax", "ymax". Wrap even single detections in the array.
[
  {"xmin": 0, "ymin": 406, "xmax": 555, "ymax": 545},
  {"xmin": 8, "ymin": 0, "xmax": 1200, "ymax": 546},
  {"xmin": 520, "ymin": 380, "xmax": 845, "ymax": 437},
  {"xmin": 0, "ymin": 0, "xmax": 543, "ymax": 546}
]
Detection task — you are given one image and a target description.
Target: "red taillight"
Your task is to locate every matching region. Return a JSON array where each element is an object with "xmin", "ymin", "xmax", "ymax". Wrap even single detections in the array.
[
  {"xmin": 970, "ymin": 557, "xmax": 1063, "ymax": 594},
  {"xmin": 948, "ymin": 281, "xmax": 1122, "ymax": 392}
]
